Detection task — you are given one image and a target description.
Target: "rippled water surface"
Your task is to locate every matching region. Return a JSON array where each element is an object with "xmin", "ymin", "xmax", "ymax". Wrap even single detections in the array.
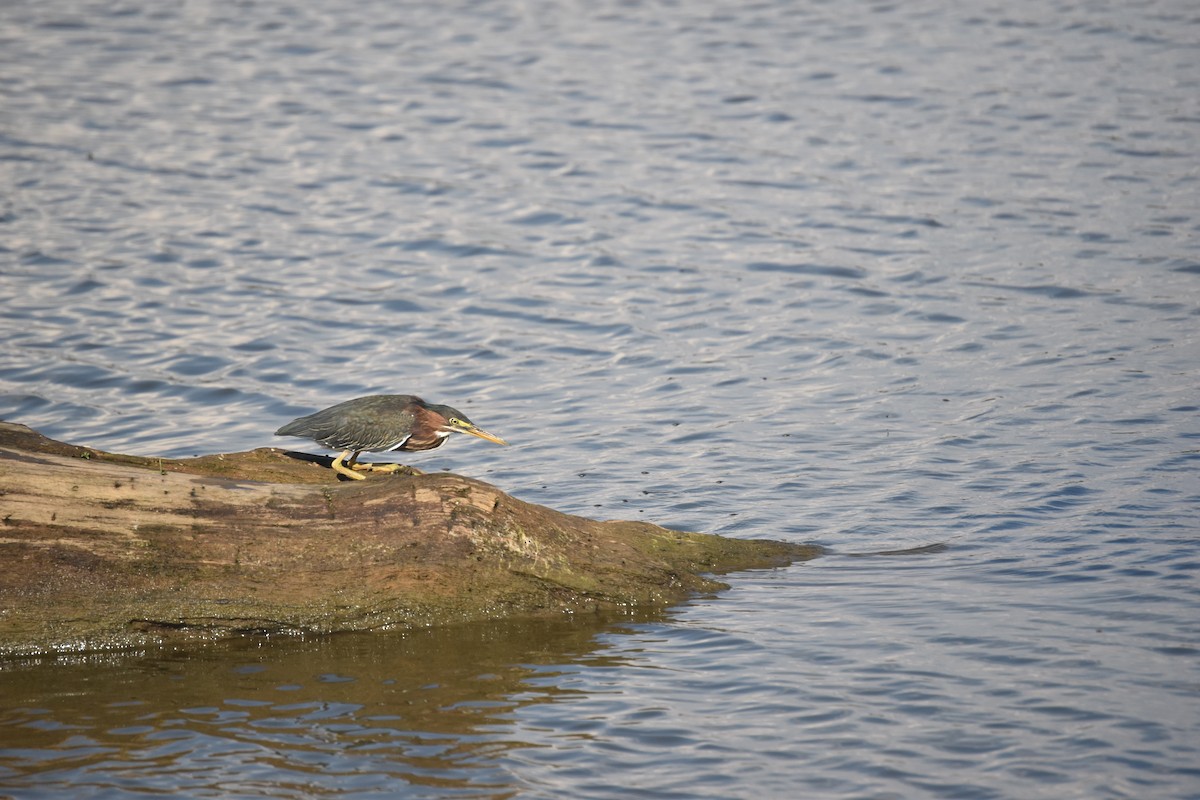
[{"xmin": 2, "ymin": 0, "xmax": 1199, "ymax": 797}]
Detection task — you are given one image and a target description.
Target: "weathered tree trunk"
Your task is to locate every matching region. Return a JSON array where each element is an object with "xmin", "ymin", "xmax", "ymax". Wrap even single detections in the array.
[{"xmin": 0, "ymin": 421, "xmax": 819, "ymax": 656}]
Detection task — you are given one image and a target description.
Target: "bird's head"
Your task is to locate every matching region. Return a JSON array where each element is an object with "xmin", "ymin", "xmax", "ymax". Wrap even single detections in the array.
[{"xmin": 427, "ymin": 404, "xmax": 509, "ymax": 446}]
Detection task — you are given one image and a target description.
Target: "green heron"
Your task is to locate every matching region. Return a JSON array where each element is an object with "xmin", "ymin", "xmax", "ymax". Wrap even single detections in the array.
[{"xmin": 275, "ymin": 394, "xmax": 508, "ymax": 480}]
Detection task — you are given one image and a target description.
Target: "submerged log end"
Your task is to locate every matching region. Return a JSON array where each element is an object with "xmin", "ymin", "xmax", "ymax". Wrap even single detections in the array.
[{"xmin": 0, "ymin": 421, "xmax": 820, "ymax": 655}]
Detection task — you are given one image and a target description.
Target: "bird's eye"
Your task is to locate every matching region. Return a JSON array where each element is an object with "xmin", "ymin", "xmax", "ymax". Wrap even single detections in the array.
[{"xmin": 449, "ymin": 417, "xmax": 462, "ymax": 426}]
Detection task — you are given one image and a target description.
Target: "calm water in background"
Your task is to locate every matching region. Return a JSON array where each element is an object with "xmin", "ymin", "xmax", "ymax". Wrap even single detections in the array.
[{"xmin": 2, "ymin": 0, "xmax": 1199, "ymax": 797}]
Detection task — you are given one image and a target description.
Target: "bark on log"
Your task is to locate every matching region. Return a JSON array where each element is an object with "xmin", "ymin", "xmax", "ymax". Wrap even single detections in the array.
[{"xmin": 0, "ymin": 421, "xmax": 820, "ymax": 656}]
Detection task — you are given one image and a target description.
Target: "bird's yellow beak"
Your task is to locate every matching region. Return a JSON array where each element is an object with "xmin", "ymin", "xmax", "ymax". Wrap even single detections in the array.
[{"xmin": 460, "ymin": 425, "xmax": 508, "ymax": 446}]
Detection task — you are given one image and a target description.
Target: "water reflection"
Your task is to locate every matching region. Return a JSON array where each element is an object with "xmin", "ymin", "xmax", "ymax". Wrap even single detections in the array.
[{"xmin": 0, "ymin": 614, "xmax": 658, "ymax": 798}]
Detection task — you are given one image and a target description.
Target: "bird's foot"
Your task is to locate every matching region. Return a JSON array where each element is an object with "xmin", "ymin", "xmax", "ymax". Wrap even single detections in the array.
[
  {"xmin": 331, "ymin": 452, "xmax": 367, "ymax": 481},
  {"xmin": 352, "ymin": 462, "xmax": 410, "ymax": 475},
  {"xmin": 333, "ymin": 465, "xmax": 366, "ymax": 480}
]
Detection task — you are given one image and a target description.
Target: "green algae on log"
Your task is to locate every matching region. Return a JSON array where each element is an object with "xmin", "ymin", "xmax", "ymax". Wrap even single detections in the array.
[{"xmin": 0, "ymin": 421, "xmax": 820, "ymax": 656}]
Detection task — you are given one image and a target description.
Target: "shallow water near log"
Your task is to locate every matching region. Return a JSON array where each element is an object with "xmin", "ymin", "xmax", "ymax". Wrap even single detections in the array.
[{"xmin": 1, "ymin": 0, "xmax": 1199, "ymax": 797}]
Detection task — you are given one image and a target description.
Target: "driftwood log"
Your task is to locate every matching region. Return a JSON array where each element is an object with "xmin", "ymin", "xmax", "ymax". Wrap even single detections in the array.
[{"xmin": 0, "ymin": 421, "xmax": 819, "ymax": 656}]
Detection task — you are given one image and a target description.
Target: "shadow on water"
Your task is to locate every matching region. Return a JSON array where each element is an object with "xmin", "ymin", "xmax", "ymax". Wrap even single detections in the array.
[
  {"xmin": 0, "ymin": 613, "xmax": 663, "ymax": 798},
  {"xmin": 840, "ymin": 542, "xmax": 950, "ymax": 557}
]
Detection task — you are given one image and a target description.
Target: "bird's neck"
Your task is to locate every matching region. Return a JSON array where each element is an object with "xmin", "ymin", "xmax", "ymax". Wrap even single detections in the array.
[{"xmin": 402, "ymin": 430, "xmax": 451, "ymax": 451}]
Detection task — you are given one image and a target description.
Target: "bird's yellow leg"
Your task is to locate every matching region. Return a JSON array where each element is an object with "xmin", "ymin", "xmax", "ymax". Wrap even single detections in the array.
[
  {"xmin": 339, "ymin": 450, "xmax": 405, "ymax": 476},
  {"xmin": 354, "ymin": 462, "xmax": 406, "ymax": 474},
  {"xmin": 331, "ymin": 450, "xmax": 366, "ymax": 481}
]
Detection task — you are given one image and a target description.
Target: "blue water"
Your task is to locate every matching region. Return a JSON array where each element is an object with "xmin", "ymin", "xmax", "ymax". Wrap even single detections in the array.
[{"xmin": 2, "ymin": 0, "xmax": 1199, "ymax": 797}]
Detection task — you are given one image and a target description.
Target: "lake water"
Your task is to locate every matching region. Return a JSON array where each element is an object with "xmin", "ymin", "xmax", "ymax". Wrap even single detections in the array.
[{"xmin": 2, "ymin": 0, "xmax": 1199, "ymax": 797}]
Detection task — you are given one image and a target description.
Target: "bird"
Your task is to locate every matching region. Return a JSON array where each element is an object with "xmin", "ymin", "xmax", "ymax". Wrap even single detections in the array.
[{"xmin": 275, "ymin": 394, "xmax": 507, "ymax": 481}]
